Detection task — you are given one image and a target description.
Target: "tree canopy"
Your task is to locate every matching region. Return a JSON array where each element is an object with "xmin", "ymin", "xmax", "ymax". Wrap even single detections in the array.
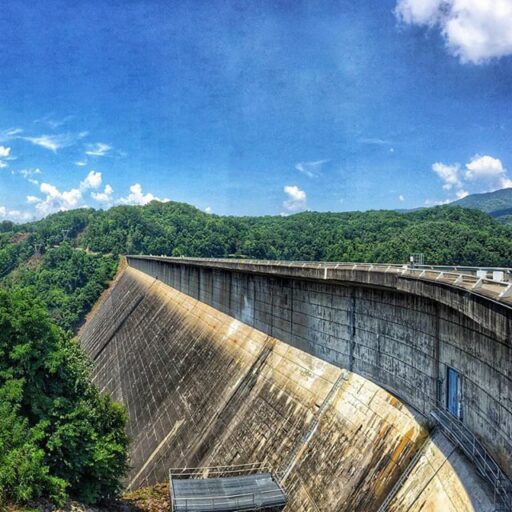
[{"xmin": 0, "ymin": 288, "xmax": 128, "ymax": 506}]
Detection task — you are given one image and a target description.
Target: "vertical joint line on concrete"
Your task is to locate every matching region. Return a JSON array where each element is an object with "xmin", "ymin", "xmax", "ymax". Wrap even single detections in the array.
[
  {"xmin": 349, "ymin": 287, "xmax": 356, "ymax": 372},
  {"xmin": 433, "ymin": 303, "xmax": 441, "ymax": 406}
]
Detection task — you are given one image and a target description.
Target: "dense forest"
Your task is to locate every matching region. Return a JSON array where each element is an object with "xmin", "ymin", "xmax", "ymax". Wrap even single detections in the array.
[
  {"xmin": 3, "ymin": 203, "xmax": 512, "ymax": 317},
  {"xmin": 1, "ymin": 200, "xmax": 512, "ymax": 507}
]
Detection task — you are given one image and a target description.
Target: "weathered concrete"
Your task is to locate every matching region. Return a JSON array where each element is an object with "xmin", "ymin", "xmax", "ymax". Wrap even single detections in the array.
[
  {"xmin": 387, "ymin": 430, "xmax": 495, "ymax": 511},
  {"xmin": 80, "ymin": 265, "xmax": 496, "ymax": 511},
  {"xmin": 125, "ymin": 256, "xmax": 512, "ymax": 478}
]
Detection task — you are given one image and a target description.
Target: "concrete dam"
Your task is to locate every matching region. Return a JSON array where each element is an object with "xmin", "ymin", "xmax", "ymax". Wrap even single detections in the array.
[{"xmin": 79, "ymin": 256, "xmax": 512, "ymax": 511}]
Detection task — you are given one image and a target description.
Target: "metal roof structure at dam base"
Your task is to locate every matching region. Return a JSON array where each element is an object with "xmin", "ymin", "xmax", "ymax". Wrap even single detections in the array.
[
  {"xmin": 80, "ymin": 256, "xmax": 512, "ymax": 511},
  {"xmin": 169, "ymin": 464, "xmax": 286, "ymax": 512}
]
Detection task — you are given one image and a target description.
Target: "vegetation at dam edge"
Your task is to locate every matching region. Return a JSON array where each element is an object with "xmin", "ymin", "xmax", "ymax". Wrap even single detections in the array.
[
  {"xmin": 0, "ymin": 289, "xmax": 128, "ymax": 508},
  {"xmin": 1, "ymin": 199, "xmax": 512, "ymax": 508}
]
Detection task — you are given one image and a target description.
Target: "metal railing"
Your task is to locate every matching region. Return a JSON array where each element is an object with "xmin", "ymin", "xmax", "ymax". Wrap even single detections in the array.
[
  {"xmin": 127, "ymin": 256, "xmax": 512, "ymax": 305},
  {"xmin": 431, "ymin": 407, "xmax": 512, "ymax": 511},
  {"xmin": 169, "ymin": 462, "xmax": 271, "ymax": 479}
]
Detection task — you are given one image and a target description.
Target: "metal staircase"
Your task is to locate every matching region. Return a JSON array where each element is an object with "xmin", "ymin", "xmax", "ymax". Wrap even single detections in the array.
[{"xmin": 431, "ymin": 407, "xmax": 512, "ymax": 511}]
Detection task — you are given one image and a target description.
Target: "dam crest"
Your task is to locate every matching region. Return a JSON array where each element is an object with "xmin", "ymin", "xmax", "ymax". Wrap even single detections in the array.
[{"xmin": 80, "ymin": 256, "xmax": 512, "ymax": 511}]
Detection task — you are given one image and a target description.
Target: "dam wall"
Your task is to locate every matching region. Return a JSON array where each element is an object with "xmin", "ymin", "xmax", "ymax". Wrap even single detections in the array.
[
  {"xmin": 80, "ymin": 266, "xmax": 495, "ymax": 511},
  {"xmin": 126, "ymin": 256, "xmax": 512, "ymax": 477}
]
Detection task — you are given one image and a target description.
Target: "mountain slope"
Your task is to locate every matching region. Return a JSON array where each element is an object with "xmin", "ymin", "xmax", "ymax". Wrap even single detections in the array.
[{"xmin": 453, "ymin": 188, "xmax": 512, "ymax": 218}]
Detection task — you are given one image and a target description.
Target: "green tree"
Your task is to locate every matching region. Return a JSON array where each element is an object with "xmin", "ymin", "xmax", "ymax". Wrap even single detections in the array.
[{"xmin": 0, "ymin": 288, "xmax": 128, "ymax": 506}]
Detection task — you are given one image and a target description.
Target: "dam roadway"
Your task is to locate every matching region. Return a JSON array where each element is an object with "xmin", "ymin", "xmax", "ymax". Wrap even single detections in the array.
[{"xmin": 80, "ymin": 256, "xmax": 512, "ymax": 511}]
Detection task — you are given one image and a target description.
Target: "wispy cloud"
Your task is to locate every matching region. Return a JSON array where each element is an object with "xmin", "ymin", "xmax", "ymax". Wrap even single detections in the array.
[
  {"xmin": 19, "ymin": 168, "xmax": 42, "ymax": 180},
  {"xmin": 34, "ymin": 114, "xmax": 74, "ymax": 129},
  {"xmin": 359, "ymin": 137, "xmax": 392, "ymax": 145},
  {"xmin": 85, "ymin": 142, "xmax": 111, "ymax": 156},
  {"xmin": 295, "ymin": 159, "xmax": 329, "ymax": 178},
  {"xmin": 0, "ymin": 128, "xmax": 23, "ymax": 142},
  {"xmin": 21, "ymin": 131, "xmax": 88, "ymax": 152}
]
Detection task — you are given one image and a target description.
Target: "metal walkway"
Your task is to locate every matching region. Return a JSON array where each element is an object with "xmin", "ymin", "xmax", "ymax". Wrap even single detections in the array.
[{"xmin": 170, "ymin": 464, "xmax": 287, "ymax": 512}]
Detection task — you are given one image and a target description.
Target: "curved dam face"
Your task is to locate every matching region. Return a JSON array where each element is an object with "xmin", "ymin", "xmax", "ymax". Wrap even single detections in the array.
[{"xmin": 79, "ymin": 259, "xmax": 508, "ymax": 511}]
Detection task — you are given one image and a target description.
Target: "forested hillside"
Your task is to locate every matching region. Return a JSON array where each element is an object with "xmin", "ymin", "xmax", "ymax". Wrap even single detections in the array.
[
  {"xmin": 452, "ymin": 187, "xmax": 512, "ymax": 224},
  {"xmin": 1, "ymin": 201, "xmax": 512, "ymax": 332},
  {"xmin": 453, "ymin": 188, "xmax": 512, "ymax": 214}
]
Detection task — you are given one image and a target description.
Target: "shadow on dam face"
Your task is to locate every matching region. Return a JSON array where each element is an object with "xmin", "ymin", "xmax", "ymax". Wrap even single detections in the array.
[{"xmin": 80, "ymin": 266, "xmax": 497, "ymax": 511}]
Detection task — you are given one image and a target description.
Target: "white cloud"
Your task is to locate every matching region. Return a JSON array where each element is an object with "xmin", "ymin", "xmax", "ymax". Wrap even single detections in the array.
[
  {"xmin": 432, "ymin": 153, "xmax": 511, "ymax": 201},
  {"xmin": 432, "ymin": 162, "xmax": 463, "ymax": 191},
  {"xmin": 80, "ymin": 170, "xmax": 102, "ymax": 190},
  {"xmin": 399, "ymin": 194, "xmax": 405, "ymax": 202},
  {"xmin": 424, "ymin": 197, "xmax": 453, "ymax": 206},
  {"xmin": 295, "ymin": 160, "xmax": 329, "ymax": 178},
  {"xmin": 118, "ymin": 183, "xmax": 167, "ymax": 206},
  {"xmin": 205, "ymin": 206, "xmax": 212, "ymax": 214},
  {"xmin": 396, "ymin": 0, "xmax": 512, "ymax": 64},
  {"xmin": 85, "ymin": 142, "xmax": 111, "ymax": 156},
  {"xmin": 91, "ymin": 184, "xmax": 114, "ymax": 204},
  {"xmin": 22, "ymin": 131, "xmax": 88, "ymax": 152},
  {"xmin": 465, "ymin": 154, "xmax": 512, "ymax": 189},
  {"xmin": 33, "ymin": 171, "xmax": 103, "ymax": 216},
  {"xmin": 74, "ymin": 160, "xmax": 87, "ymax": 167},
  {"xmin": 35, "ymin": 182, "xmax": 83, "ymax": 216},
  {"xmin": 465, "ymin": 154, "xmax": 506, "ymax": 180},
  {"xmin": 0, "ymin": 206, "xmax": 32, "ymax": 222},
  {"xmin": 0, "ymin": 145, "xmax": 13, "ymax": 168},
  {"xmin": 283, "ymin": 185, "xmax": 307, "ymax": 212}
]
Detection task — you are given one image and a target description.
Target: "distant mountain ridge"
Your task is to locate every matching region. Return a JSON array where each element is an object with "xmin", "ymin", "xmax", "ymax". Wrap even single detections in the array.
[{"xmin": 452, "ymin": 188, "xmax": 512, "ymax": 220}]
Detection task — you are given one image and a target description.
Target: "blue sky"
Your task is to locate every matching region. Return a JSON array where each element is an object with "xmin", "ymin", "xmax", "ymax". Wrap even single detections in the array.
[{"xmin": 1, "ymin": 0, "xmax": 512, "ymax": 221}]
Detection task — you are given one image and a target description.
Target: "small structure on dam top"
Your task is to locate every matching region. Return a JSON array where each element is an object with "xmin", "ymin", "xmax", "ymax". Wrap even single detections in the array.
[{"xmin": 169, "ymin": 464, "xmax": 286, "ymax": 512}]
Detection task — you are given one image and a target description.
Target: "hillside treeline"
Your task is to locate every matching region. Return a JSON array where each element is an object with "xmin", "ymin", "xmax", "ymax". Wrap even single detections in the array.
[{"xmin": 2, "ymin": 202, "xmax": 512, "ymax": 331}]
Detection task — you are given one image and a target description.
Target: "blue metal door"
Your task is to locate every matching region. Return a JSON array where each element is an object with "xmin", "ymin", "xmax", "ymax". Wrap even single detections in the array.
[{"xmin": 447, "ymin": 367, "xmax": 460, "ymax": 418}]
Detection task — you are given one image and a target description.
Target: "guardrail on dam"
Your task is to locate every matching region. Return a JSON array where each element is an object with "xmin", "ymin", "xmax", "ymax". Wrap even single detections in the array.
[{"xmin": 125, "ymin": 256, "xmax": 512, "ymax": 481}]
